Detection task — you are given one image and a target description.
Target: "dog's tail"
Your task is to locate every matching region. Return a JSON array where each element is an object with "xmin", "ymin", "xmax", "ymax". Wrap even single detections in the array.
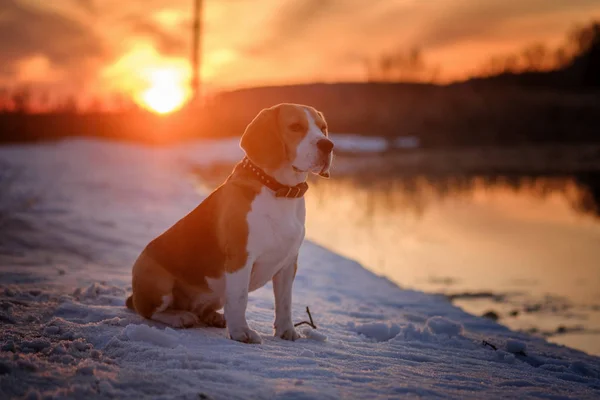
[{"xmin": 125, "ymin": 295, "xmax": 135, "ymax": 310}]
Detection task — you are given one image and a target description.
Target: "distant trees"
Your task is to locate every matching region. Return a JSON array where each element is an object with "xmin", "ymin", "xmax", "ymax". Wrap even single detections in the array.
[
  {"xmin": 476, "ymin": 21, "xmax": 600, "ymax": 76},
  {"xmin": 521, "ymin": 43, "xmax": 551, "ymax": 71},
  {"xmin": 569, "ymin": 21, "xmax": 600, "ymax": 56},
  {"xmin": 0, "ymin": 88, "xmax": 9, "ymax": 113},
  {"xmin": 0, "ymin": 87, "xmax": 140, "ymax": 114},
  {"xmin": 364, "ymin": 21, "xmax": 600, "ymax": 82},
  {"xmin": 11, "ymin": 86, "xmax": 32, "ymax": 114},
  {"xmin": 56, "ymin": 96, "xmax": 79, "ymax": 114},
  {"xmin": 365, "ymin": 47, "xmax": 440, "ymax": 83}
]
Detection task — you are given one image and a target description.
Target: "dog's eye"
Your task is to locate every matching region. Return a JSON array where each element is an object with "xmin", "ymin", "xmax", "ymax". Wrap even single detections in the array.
[{"xmin": 289, "ymin": 123, "xmax": 303, "ymax": 132}]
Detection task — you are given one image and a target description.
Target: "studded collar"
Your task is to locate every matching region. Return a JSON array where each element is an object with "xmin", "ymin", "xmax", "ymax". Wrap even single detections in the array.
[{"xmin": 239, "ymin": 157, "xmax": 309, "ymax": 198}]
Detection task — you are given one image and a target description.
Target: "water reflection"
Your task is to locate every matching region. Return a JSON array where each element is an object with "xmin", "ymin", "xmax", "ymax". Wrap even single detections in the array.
[
  {"xmin": 305, "ymin": 173, "xmax": 600, "ymax": 355},
  {"xmin": 307, "ymin": 173, "xmax": 600, "ymax": 220}
]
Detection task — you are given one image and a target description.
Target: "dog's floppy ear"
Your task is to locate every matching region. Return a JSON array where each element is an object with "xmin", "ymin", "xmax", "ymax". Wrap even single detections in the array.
[
  {"xmin": 316, "ymin": 110, "xmax": 332, "ymax": 178},
  {"xmin": 240, "ymin": 105, "xmax": 286, "ymax": 170}
]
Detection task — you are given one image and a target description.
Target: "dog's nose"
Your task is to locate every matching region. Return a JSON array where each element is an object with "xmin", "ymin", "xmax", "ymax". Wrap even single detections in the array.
[{"xmin": 317, "ymin": 139, "xmax": 334, "ymax": 154}]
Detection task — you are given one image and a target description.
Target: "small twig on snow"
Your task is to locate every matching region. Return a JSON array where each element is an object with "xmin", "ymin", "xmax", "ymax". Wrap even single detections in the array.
[
  {"xmin": 294, "ymin": 306, "xmax": 317, "ymax": 329},
  {"xmin": 482, "ymin": 340, "xmax": 497, "ymax": 351},
  {"xmin": 482, "ymin": 339, "xmax": 528, "ymax": 356}
]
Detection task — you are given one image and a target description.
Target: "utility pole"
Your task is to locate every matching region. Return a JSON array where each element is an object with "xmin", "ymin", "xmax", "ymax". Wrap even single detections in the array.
[{"xmin": 191, "ymin": 0, "xmax": 202, "ymax": 102}]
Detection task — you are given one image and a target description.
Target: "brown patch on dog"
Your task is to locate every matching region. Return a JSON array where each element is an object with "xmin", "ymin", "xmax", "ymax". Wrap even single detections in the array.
[
  {"xmin": 130, "ymin": 251, "xmax": 176, "ymax": 318},
  {"xmin": 302, "ymin": 105, "xmax": 332, "ymax": 178},
  {"xmin": 240, "ymin": 105, "xmax": 287, "ymax": 170},
  {"xmin": 146, "ymin": 181, "xmax": 258, "ymax": 283},
  {"xmin": 129, "ymin": 166, "xmax": 261, "ymax": 320},
  {"xmin": 277, "ymin": 104, "xmax": 310, "ymax": 165},
  {"xmin": 304, "ymin": 106, "xmax": 328, "ymax": 136}
]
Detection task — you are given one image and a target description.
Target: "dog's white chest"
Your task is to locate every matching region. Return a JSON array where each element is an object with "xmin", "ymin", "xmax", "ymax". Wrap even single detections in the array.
[{"xmin": 246, "ymin": 188, "xmax": 306, "ymax": 290}]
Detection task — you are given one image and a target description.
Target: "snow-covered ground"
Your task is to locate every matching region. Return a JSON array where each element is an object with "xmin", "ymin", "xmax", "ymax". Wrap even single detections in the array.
[
  {"xmin": 328, "ymin": 134, "xmax": 388, "ymax": 153},
  {"xmin": 1, "ymin": 139, "xmax": 599, "ymax": 399}
]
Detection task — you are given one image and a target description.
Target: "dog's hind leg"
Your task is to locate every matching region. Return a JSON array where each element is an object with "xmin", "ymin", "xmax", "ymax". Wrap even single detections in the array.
[{"xmin": 131, "ymin": 251, "xmax": 198, "ymax": 328}]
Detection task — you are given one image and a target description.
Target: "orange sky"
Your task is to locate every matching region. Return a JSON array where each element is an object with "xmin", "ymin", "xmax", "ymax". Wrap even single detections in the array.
[{"xmin": 2, "ymin": 0, "xmax": 600, "ymax": 104}]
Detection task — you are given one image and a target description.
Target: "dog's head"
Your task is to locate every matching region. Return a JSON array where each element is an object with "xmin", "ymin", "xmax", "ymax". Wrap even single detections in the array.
[{"xmin": 240, "ymin": 103, "xmax": 333, "ymax": 178}]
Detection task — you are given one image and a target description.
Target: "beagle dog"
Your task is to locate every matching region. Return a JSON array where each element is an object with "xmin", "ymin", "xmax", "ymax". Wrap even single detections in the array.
[{"xmin": 126, "ymin": 103, "xmax": 333, "ymax": 344}]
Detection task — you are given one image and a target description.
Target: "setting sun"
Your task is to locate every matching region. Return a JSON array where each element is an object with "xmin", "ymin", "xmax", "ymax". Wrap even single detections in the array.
[{"xmin": 141, "ymin": 69, "xmax": 189, "ymax": 114}]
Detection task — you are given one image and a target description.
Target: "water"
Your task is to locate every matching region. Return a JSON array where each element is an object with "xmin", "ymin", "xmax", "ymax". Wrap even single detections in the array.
[{"xmin": 304, "ymin": 173, "xmax": 600, "ymax": 355}]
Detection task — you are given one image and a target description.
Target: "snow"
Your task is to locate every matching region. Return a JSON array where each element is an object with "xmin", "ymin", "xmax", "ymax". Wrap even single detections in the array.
[
  {"xmin": 352, "ymin": 321, "xmax": 401, "ymax": 342},
  {"xmin": 0, "ymin": 138, "xmax": 599, "ymax": 399},
  {"xmin": 124, "ymin": 324, "xmax": 180, "ymax": 348},
  {"xmin": 301, "ymin": 328, "xmax": 327, "ymax": 342},
  {"xmin": 330, "ymin": 134, "xmax": 420, "ymax": 153},
  {"xmin": 394, "ymin": 136, "xmax": 420, "ymax": 150},
  {"xmin": 506, "ymin": 340, "xmax": 527, "ymax": 355},
  {"xmin": 425, "ymin": 316, "xmax": 464, "ymax": 337},
  {"xmin": 329, "ymin": 133, "xmax": 388, "ymax": 153}
]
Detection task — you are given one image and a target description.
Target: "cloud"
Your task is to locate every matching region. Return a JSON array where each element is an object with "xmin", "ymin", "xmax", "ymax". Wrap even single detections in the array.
[
  {"xmin": 73, "ymin": 0, "xmax": 97, "ymax": 15},
  {"xmin": 241, "ymin": 0, "xmax": 345, "ymax": 57},
  {"xmin": 243, "ymin": 0, "xmax": 600, "ymax": 57},
  {"xmin": 2, "ymin": 0, "xmax": 600, "ymax": 92},
  {"xmin": 415, "ymin": 0, "xmax": 600, "ymax": 49},
  {"xmin": 270, "ymin": 0, "xmax": 335, "ymax": 36},
  {"xmin": 229, "ymin": 0, "xmax": 600, "ymax": 86},
  {"xmin": 0, "ymin": 0, "xmax": 104, "ymax": 82},
  {"xmin": 127, "ymin": 18, "xmax": 188, "ymax": 56}
]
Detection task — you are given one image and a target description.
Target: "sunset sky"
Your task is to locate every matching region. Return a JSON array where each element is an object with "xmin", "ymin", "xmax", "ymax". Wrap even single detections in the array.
[{"xmin": 2, "ymin": 0, "xmax": 600, "ymax": 107}]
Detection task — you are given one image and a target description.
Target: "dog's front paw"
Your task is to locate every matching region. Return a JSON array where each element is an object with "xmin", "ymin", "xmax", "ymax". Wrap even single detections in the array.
[
  {"xmin": 229, "ymin": 326, "xmax": 262, "ymax": 344},
  {"xmin": 275, "ymin": 325, "xmax": 300, "ymax": 341}
]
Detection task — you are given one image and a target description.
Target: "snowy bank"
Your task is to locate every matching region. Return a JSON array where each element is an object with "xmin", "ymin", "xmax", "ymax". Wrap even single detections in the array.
[{"xmin": 0, "ymin": 139, "xmax": 599, "ymax": 399}]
